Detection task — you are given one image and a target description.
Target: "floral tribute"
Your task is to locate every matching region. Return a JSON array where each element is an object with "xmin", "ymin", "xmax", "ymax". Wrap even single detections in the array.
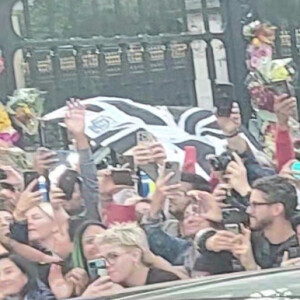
[
  {"xmin": 244, "ymin": 20, "xmax": 299, "ymax": 160},
  {"xmin": 6, "ymin": 88, "xmax": 46, "ymax": 136}
]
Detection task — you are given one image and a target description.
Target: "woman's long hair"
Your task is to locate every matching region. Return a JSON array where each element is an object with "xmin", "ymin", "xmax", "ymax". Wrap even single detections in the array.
[{"xmin": 72, "ymin": 220, "xmax": 107, "ymax": 271}]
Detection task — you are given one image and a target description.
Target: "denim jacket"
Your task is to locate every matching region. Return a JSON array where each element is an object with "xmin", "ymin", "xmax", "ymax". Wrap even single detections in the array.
[
  {"xmin": 25, "ymin": 280, "xmax": 56, "ymax": 300},
  {"xmin": 78, "ymin": 148, "xmax": 101, "ymax": 221},
  {"xmin": 5, "ymin": 280, "xmax": 56, "ymax": 300},
  {"xmin": 143, "ymin": 218, "xmax": 192, "ymax": 265}
]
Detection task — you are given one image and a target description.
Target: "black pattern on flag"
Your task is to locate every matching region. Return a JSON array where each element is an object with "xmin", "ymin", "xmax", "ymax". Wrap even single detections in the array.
[
  {"xmin": 43, "ymin": 97, "xmax": 229, "ymax": 180},
  {"xmin": 177, "ymin": 107, "xmax": 271, "ymax": 166}
]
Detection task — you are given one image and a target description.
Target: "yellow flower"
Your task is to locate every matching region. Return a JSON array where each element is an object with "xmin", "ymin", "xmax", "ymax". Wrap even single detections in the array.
[
  {"xmin": 22, "ymin": 104, "xmax": 32, "ymax": 116},
  {"xmin": 252, "ymin": 38, "xmax": 261, "ymax": 47},
  {"xmin": 270, "ymin": 66, "xmax": 290, "ymax": 81},
  {"xmin": 0, "ymin": 105, "xmax": 12, "ymax": 132}
]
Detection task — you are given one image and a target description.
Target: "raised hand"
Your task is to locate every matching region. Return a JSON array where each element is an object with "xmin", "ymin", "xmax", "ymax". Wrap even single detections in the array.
[
  {"xmin": 187, "ymin": 190, "xmax": 222, "ymax": 223},
  {"xmin": 49, "ymin": 185, "xmax": 67, "ymax": 210},
  {"xmin": 0, "ymin": 165, "xmax": 24, "ymax": 190},
  {"xmin": 82, "ymin": 276, "xmax": 124, "ymax": 297},
  {"xmin": 48, "ymin": 264, "xmax": 74, "ymax": 299},
  {"xmin": 274, "ymin": 95, "xmax": 297, "ymax": 129},
  {"xmin": 150, "ymin": 171, "xmax": 182, "ymax": 216},
  {"xmin": 280, "ymin": 251, "xmax": 300, "ymax": 268},
  {"xmin": 132, "ymin": 145, "xmax": 153, "ymax": 166},
  {"xmin": 65, "ymin": 268, "xmax": 89, "ymax": 296},
  {"xmin": 150, "ymin": 142, "xmax": 167, "ymax": 166},
  {"xmin": 14, "ymin": 179, "xmax": 42, "ymax": 221},
  {"xmin": 131, "ymin": 141, "xmax": 166, "ymax": 167},
  {"xmin": 65, "ymin": 98, "xmax": 86, "ymax": 138},
  {"xmin": 98, "ymin": 169, "xmax": 134, "ymax": 196},
  {"xmin": 205, "ymin": 230, "xmax": 237, "ymax": 252},
  {"xmin": 34, "ymin": 148, "xmax": 57, "ymax": 175},
  {"xmin": 224, "ymin": 152, "xmax": 251, "ymax": 196},
  {"xmin": 279, "ymin": 159, "xmax": 299, "ymax": 181},
  {"xmin": 232, "ymin": 224, "xmax": 258, "ymax": 271},
  {"xmin": 217, "ymin": 102, "xmax": 241, "ymax": 136},
  {"xmin": 212, "ymin": 183, "xmax": 231, "ymax": 208}
]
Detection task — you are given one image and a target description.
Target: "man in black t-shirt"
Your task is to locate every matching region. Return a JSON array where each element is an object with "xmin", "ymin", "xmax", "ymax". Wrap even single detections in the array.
[
  {"xmin": 243, "ymin": 176, "xmax": 300, "ymax": 269},
  {"xmin": 201, "ymin": 175, "xmax": 300, "ymax": 272}
]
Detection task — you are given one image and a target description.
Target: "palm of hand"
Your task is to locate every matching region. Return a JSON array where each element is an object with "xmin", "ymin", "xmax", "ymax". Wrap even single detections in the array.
[
  {"xmin": 65, "ymin": 108, "xmax": 85, "ymax": 136},
  {"xmin": 218, "ymin": 114, "xmax": 241, "ymax": 135}
]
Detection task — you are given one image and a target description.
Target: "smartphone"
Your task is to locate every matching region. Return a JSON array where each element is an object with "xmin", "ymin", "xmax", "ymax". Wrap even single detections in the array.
[
  {"xmin": 23, "ymin": 171, "xmax": 39, "ymax": 190},
  {"xmin": 215, "ymin": 83, "xmax": 236, "ymax": 117},
  {"xmin": 119, "ymin": 155, "xmax": 135, "ymax": 172},
  {"xmin": 58, "ymin": 169, "xmax": 79, "ymax": 200},
  {"xmin": 0, "ymin": 168, "xmax": 7, "ymax": 181},
  {"xmin": 136, "ymin": 131, "xmax": 154, "ymax": 146},
  {"xmin": 224, "ymin": 223, "xmax": 240, "ymax": 235},
  {"xmin": 183, "ymin": 146, "xmax": 197, "ymax": 174},
  {"xmin": 164, "ymin": 161, "xmax": 181, "ymax": 185},
  {"xmin": 266, "ymin": 80, "xmax": 291, "ymax": 97},
  {"xmin": 87, "ymin": 258, "xmax": 107, "ymax": 281},
  {"xmin": 290, "ymin": 161, "xmax": 300, "ymax": 180},
  {"xmin": 139, "ymin": 164, "xmax": 159, "ymax": 182},
  {"xmin": 222, "ymin": 208, "xmax": 243, "ymax": 224},
  {"xmin": 111, "ymin": 169, "xmax": 134, "ymax": 186}
]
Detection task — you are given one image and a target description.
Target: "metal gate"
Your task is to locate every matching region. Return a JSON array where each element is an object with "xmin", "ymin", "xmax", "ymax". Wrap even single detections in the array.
[{"xmin": 0, "ymin": 0, "xmax": 252, "ymax": 118}]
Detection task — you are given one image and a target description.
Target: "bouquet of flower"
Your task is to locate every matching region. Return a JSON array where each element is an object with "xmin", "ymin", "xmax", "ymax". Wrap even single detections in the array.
[
  {"xmin": 6, "ymin": 88, "xmax": 46, "ymax": 135},
  {"xmin": 244, "ymin": 20, "xmax": 299, "ymax": 160},
  {"xmin": 0, "ymin": 103, "xmax": 20, "ymax": 145}
]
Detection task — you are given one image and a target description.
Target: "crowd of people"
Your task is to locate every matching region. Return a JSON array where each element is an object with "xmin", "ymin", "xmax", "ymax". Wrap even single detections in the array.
[{"xmin": 1, "ymin": 91, "xmax": 300, "ymax": 300}]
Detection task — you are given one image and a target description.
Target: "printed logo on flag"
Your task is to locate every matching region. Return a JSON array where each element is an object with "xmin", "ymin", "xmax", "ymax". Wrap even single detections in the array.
[{"xmin": 87, "ymin": 115, "xmax": 117, "ymax": 137}]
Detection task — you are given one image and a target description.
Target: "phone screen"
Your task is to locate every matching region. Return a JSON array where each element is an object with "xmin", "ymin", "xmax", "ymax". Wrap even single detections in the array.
[
  {"xmin": 225, "ymin": 223, "xmax": 240, "ymax": 235},
  {"xmin": 222, "ymin": 208, "xmax": 243, "ymax": 224},
  {"xmin": 164, "ymin": 161, "xmax": 180, "ymax": 185},
  {"xmin": 111, "ymin": 169, "xmax": 134, "ymax": 186},
  {"xmin": 119, "ymin": 155, "xmax": 135, "ymax": 172},
  {"xmin": 23, "ymin": 171, "xmax": 39, "ymax": 189}
]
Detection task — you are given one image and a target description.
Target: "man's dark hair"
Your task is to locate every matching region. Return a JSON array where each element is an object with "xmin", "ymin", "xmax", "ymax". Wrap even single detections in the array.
[
  {"xmin": 181, "ymin": 173, "xmax": 211, "ymax": 192},
  {"xmin": 138, "ymin": 198, "xmax": 151, "ymax": 204},
  {"xmin": 252, "ymin": 175, "xmax": 297, "ymax": 219}
]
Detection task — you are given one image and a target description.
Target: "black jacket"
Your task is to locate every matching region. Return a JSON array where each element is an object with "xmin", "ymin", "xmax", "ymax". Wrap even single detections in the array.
[{"xmin": 251, "ymin": 231, "xmax": 300, "ymax": 269}]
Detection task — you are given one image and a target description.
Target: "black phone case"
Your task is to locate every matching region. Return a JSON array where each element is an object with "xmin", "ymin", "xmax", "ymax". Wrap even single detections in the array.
[{"xmin": 58, "ymin": 169, "xmax": 78, "ymax": 200}]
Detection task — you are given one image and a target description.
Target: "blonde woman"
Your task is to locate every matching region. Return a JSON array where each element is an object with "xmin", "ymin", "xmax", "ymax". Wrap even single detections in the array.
[{"xmin": 82, "ymin": 222, "xmax": 180, "ymax": 297}]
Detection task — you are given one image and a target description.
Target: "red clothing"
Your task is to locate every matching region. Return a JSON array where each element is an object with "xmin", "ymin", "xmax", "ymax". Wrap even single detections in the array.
[
  {"xmin": 275, "ymin": 125, "xmax": 295, "ymax": 172},
  {"xmin": 209, "ymin": 172, "xmax": 219, "ymax": 191}
]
